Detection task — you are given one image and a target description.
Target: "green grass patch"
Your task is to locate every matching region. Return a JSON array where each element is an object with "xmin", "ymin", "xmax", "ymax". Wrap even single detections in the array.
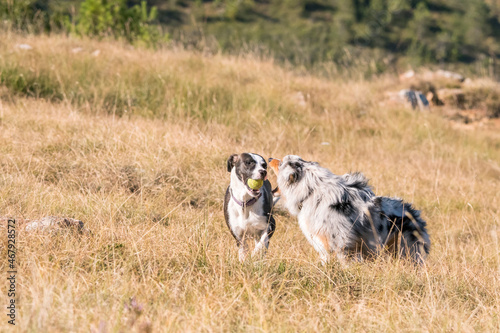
[{"xmin": 0, "ymin": 65, "xmax": 63, "ymax": 100}]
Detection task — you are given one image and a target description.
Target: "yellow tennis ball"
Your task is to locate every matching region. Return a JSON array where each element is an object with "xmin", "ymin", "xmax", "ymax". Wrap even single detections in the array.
[{"xmin": 247, "ymin": 178, "xmax": 263, "ymax": 190}]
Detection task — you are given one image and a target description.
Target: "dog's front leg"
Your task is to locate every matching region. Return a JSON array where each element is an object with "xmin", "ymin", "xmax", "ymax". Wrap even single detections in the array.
[
  {"xmin": 251, "ymin": 231, "xmax": 270, "ymax": 258},
  {"xmin": 310, "ymin": 234, "xmax": 331, "ymax": 265},
  {"xmin": 238, "ymin": 239, "xmax": 249, "ymax": 262},
  {"xmin": 335, "ymin": 251, "xmax": 349, "ymax": 268},
  {"xmin": 298, "ymin": 217, "xmax": 331, "ymax": 265}
]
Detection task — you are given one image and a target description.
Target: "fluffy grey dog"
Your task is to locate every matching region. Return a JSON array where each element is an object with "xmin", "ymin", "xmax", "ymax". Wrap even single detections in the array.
[{"xmin": 269, "ymin": 155, "xmax": 430, "ymax": 264}]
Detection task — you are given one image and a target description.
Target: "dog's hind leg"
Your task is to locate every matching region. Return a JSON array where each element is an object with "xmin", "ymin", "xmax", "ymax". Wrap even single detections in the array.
[{"xmin": 399, "ymin": 229, "xmax": 430, "ymax": 265}]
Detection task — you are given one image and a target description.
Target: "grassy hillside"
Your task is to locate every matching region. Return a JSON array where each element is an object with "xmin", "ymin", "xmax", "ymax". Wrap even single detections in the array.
[{"xmin": 0, "ymin": 33, "xmax": 500, "ymax": 331}]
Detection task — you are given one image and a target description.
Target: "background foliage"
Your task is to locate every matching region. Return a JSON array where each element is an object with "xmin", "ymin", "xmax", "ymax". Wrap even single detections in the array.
[
  {"xmin": 75, "ymin": 0, "xmax": 161, "ymax": 45},
  {"xmin": 1, "ymin": 0, "xmax": 500, "ymax": 73}
]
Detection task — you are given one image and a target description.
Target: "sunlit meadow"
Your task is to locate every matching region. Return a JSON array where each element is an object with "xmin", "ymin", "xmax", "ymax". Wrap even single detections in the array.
[{"xmin": 0, "ymin": 32, "xmax": 499, "ymax": 332}]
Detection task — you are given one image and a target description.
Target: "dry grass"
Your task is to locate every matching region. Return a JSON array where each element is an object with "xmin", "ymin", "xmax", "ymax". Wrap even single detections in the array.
[{"xmin": 0, "ymin": 33, "xmax": 499, "ymax": 332}]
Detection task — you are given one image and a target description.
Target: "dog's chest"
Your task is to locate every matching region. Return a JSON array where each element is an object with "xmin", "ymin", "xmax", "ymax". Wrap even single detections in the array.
[{"xmin": 228, "ymin": 201, "xmax": 268, "ymax": 235}]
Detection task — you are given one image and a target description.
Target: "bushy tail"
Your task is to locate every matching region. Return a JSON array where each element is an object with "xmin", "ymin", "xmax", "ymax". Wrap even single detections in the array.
[{"xmin": 379, "ymin": 197, "xmax": 431, "ymax": 264}]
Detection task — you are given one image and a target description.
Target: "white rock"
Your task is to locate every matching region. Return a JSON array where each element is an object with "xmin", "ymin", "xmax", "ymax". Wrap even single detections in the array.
[
  {"xmin": 436, "ymin": 69, "xmax": 465, "ymax": 82},
  {"xmin": 25, "ymin": 216, "xmax": 85, "ymax": 233},
  {"xmin": 293, "ymin": 92, "xmax": 307, "ymax": 108},
  {"xmin": 399, "ymin": 69, "xmax": 415, "ymax": 80},
  {"xmin": 16, "ymin": 44, "xmax": 33, "ymax": 50}
]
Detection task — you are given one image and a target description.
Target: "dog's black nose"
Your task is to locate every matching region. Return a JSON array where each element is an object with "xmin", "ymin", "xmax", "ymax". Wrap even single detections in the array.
[{"xmin": 259, "ymin": 170, "xmax": 267, "ymax": 178}]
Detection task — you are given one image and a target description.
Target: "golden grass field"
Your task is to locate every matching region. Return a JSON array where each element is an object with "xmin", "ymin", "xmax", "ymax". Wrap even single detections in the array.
[{"xmin": 0, "ymin": 32, "xmax": 499, "ymax": 332}]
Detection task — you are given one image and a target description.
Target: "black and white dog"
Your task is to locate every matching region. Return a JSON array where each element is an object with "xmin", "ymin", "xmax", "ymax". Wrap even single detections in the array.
[
  {"xmin": 224, "ymin": 153, "xmax": 276, "ymax": 261},
  {"xmin": 269, "ymin": 155, "xmax": 430, "ymax": 265}
]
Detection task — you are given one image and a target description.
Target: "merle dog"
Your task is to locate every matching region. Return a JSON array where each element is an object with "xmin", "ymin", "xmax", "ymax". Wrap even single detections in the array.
[{"xmin": 269, "ymin": 155, "xmax": 430, "ymax": 265}]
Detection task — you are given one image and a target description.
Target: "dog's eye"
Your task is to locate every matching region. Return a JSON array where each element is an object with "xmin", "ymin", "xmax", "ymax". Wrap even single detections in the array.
[
  {"xmin": 263, "ymin": 163, "xmax": 267, "ymax": 169},
  {"xmin": 245, "ymin": 160, "xmax": 254, "ymax": 166}
]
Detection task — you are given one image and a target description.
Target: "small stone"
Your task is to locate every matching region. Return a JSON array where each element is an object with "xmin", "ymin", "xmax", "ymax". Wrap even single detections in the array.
[
  {"xmin": 436, "ymin": 69, "xmax": 465, "ymax": 82},
  {"xmin": 25, "ymin": 216, "xmax": 87, "ymax": 233},
  {"xmin": 16, "ymin": 44, "xmax": 33, "ymax": 50},
  {"xmin": 399, "ymin": 69, "xmax": 415, "ymax": 81}
]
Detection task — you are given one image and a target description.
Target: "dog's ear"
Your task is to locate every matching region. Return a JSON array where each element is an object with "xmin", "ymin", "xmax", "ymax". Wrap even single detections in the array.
[
  {"xmin": 227, "ymin": 154, "xmax": 239, "ymax": 172},
  {"xmin": 288, "ymin": 161, "xmax": 303, "ymax": 184},
  {"xmin": 268, "ymin": 158, "xmax": 281, "ymax": 176}
]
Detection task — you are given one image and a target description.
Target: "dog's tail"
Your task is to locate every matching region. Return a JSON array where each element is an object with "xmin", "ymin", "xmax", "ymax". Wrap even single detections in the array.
[{"xmin": 378, "ymin": 197, "xmax": 431, "ymax": 264}]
